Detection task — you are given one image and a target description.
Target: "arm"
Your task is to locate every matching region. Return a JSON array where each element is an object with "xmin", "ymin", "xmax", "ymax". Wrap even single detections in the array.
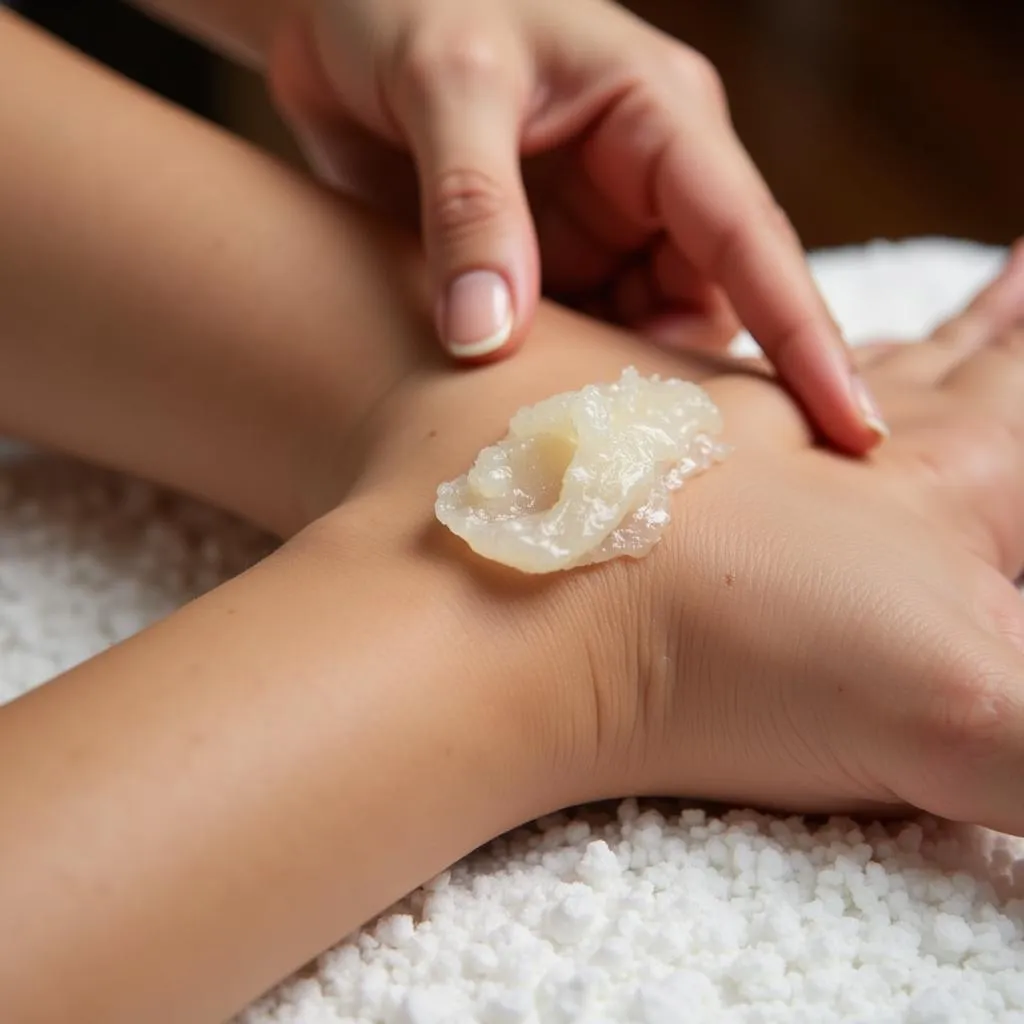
[
  {"xmin": 0, "ymin": 505, "xmax": 601, "ymax": 1024},
  {"xmin": 0, "ymin": 10, "xmax": 423, "ymax": 535},
  {"xmin": 0, "ymin": 337, "xmax": 603, "ymax": 1024},
  {"xmin": 0, "ymin": 23, "xmax": 618, "ymax": 1022},
  {"xmin": 0, "ymin": 11, "xmax": 732, "ymax": 536}
]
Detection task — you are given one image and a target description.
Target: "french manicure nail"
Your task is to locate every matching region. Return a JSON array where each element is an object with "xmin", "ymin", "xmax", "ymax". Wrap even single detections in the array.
[
  {"xmin": 853, "ymin": 375, "xmax": 890, "ymax": 441},
  {"xmin": 442, "ymin": 270, "xmax": 513, "ymax": 358}
]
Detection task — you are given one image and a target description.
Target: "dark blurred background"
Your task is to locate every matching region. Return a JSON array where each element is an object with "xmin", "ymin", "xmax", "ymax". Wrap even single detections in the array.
[{"xmin": 13, "ymin": 0, "xmax": 1024, "ymax": 248}]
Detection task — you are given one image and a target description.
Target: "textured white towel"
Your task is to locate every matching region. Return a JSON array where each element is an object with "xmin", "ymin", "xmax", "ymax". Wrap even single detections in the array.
[{"xmin": 1, "ymin": 239, "xmax": 1021, "ymax": 1024}]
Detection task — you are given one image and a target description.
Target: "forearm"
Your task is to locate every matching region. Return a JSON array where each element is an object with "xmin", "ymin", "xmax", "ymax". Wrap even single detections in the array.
[
  {"xmin": 129, "ymin": 0, "xmax": 288, "ymax": 65},
  {"xmin": 0, "ymin": 506, "xmax": 584, "ymax": 1024},
  {"xmin": 0, "ymin": 14, "xmax": 731, "ymax": 537},
  {"xmin": 0, "ymin": 12, "xmax": 423, "ymax": 535}
]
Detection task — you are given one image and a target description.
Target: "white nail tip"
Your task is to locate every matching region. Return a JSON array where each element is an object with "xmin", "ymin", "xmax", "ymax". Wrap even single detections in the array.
[{"xmin": 445, "ymin": 308, "xmax": 515, "ymax": 359}]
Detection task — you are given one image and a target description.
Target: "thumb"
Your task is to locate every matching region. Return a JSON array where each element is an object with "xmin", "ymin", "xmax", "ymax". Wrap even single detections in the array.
[{"xmin": 392, "ymin": 52, "xmax": 538, "ymax": 361}]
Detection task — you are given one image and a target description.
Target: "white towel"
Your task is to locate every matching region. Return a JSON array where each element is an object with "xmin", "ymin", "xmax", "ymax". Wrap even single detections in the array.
[{"xmin": 1, "ymin": 238, "xmax": 1021, "ymax": 1024}]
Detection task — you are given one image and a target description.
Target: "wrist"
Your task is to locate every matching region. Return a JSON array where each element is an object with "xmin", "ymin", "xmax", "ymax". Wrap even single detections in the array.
[
  {"xmin": 301, "ymin": 489, "xmax": 635, "ymax": 826},
  {"xmin": 0, "ymin": 487, "xmax": 610, "ymax": 1021}
]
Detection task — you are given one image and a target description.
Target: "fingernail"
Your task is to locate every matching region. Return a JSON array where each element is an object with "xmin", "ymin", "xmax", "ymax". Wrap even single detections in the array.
[
  {"xmin": 853, "ymin": 375, "xmax": 890, "ymax": 441},
  {"xmin": 442, "ymin": 270, "xmax": 514, "ymax": 358}
]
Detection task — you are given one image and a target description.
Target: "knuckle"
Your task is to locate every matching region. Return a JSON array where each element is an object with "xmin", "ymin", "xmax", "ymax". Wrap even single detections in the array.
[
  {"xmin": 928, "ymin": 667, "xmax": 1005, "ymax": 752},
  {"xmin": 439, "ymin": 31, "xmax": 506, "ymax": 84},
  {"xmin": 664, "ymin": 46, "xmax": 728, "ymax": 112},
  {"xmin": 398, "ymin": 26, "xmax": 507, "ymax": 93},
  {"xmin": 966, "ymin": 416, "xmax": 1020, "ymax": 480},
  {"xmin": 992, "ymin": 325, "xmax": 1024, "ymax": 356},
  {"xmin": 907, "ymin": 414, "xmax": 1017, "ymax": 492},
  {"xmin": 431, "ymin": 167, "xmax": 506, "ymax": 239},
  {"xmin": 915, "ymin": 656, "xmax": 1010, "ymax": 815}
]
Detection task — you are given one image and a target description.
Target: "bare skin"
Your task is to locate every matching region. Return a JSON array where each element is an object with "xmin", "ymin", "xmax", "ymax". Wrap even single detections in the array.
[
  {"xmin": 134, "ymin": 0, "xmax": 885, "ymax": 451},
  {"xmin": 1, "ymin": 12, "xmax": 1023, "ymax": 1024}
]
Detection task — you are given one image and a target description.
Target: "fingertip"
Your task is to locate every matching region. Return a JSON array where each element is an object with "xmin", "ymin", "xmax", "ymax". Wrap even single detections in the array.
[
  {"xmin": 828, "ymin": 421, "xmax": 888, "ymax": 458},
  {"xmin": 438, "ymin": 269, "xmax": 515, "ymax": 360},
  {"xmin": 786, "ymin": 374, "xmax": 889, "ymax": 456},
  {"xmin": 443, "ymin": 316, "xmax": 527, "ymax": 366},
  {"xmin": 770, "ymin": 327, "xmax": 890, "ymax": 456},
  {"xmin": 852, "ymin": 376, "xmax": 891, "ymax": 445}
]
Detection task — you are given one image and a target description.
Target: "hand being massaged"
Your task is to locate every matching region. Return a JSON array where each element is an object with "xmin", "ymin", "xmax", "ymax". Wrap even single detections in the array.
[{"xmin": 338, "ymin": 241, "xmax": 1024, "ymax": 836}]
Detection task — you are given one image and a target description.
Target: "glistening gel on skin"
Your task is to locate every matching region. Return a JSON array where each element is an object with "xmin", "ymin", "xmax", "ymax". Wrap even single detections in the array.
[{"xmin": 434, "ymin": 367, "xmax": 729, "ymax": 574}]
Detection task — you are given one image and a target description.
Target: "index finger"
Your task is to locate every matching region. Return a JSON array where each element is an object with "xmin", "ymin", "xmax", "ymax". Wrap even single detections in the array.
[
  {"xmin": 653, "ymin": 116, "xmax": 888, "ymax": 454},
  {"xmin": 577, "ymin": 51, "xmax": 888, "ymax": 455}
]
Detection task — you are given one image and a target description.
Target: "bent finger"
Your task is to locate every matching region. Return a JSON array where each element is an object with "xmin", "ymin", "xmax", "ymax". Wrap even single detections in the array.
[
  {"xmin": 657, "ymin": 130, "xmax": 888, "ymax": 452},
  {"xmin": 391, "ymin": 34, "xmax": 538, "ymax": 362},
  {"xmin": 576, "ymin": 61, "xmax": 888, "ymax": 453}
]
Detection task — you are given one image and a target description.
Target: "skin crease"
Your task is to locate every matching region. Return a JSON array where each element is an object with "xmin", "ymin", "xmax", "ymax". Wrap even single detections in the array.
[
  {"xmin": 2, "ymin": 11, "xmax": 1024, "ymax": 1024},
  {"xmin": 134, "ymin": 0, "xmax": 884, "ymax": 454},
  {"xmin": 348, "ymin": 265, "xmax": 1024, "ymax": 829}
]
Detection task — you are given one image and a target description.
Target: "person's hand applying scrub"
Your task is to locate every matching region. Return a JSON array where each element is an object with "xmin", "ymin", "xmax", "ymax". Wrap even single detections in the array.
[{"xmin": 137, "ymin": 0, "xmax": 888, "ymax": 454}]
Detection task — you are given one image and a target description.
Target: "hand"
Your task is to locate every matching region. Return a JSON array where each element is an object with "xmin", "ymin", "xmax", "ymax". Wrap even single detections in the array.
[
  {"xmin": 344, "ymin": 243, "xmax": 1024, "ymax": 835},
  {"xmin": 267, "ymin": 0, "xmax": 885, "ymax": 454}
]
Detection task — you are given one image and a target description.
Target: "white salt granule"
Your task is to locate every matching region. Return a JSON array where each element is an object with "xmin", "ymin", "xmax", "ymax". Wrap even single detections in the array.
[
  {"xmin": 0, "ymin": 455, "xmax": 270, "ymax": 704},
  {"xmin": 1, "ymin": 241, "xmax": 1022, "ymax": 1022},
  {"xmin": 240, "ymin": 803, "xmax": 1024, "ymax": 1024}
]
